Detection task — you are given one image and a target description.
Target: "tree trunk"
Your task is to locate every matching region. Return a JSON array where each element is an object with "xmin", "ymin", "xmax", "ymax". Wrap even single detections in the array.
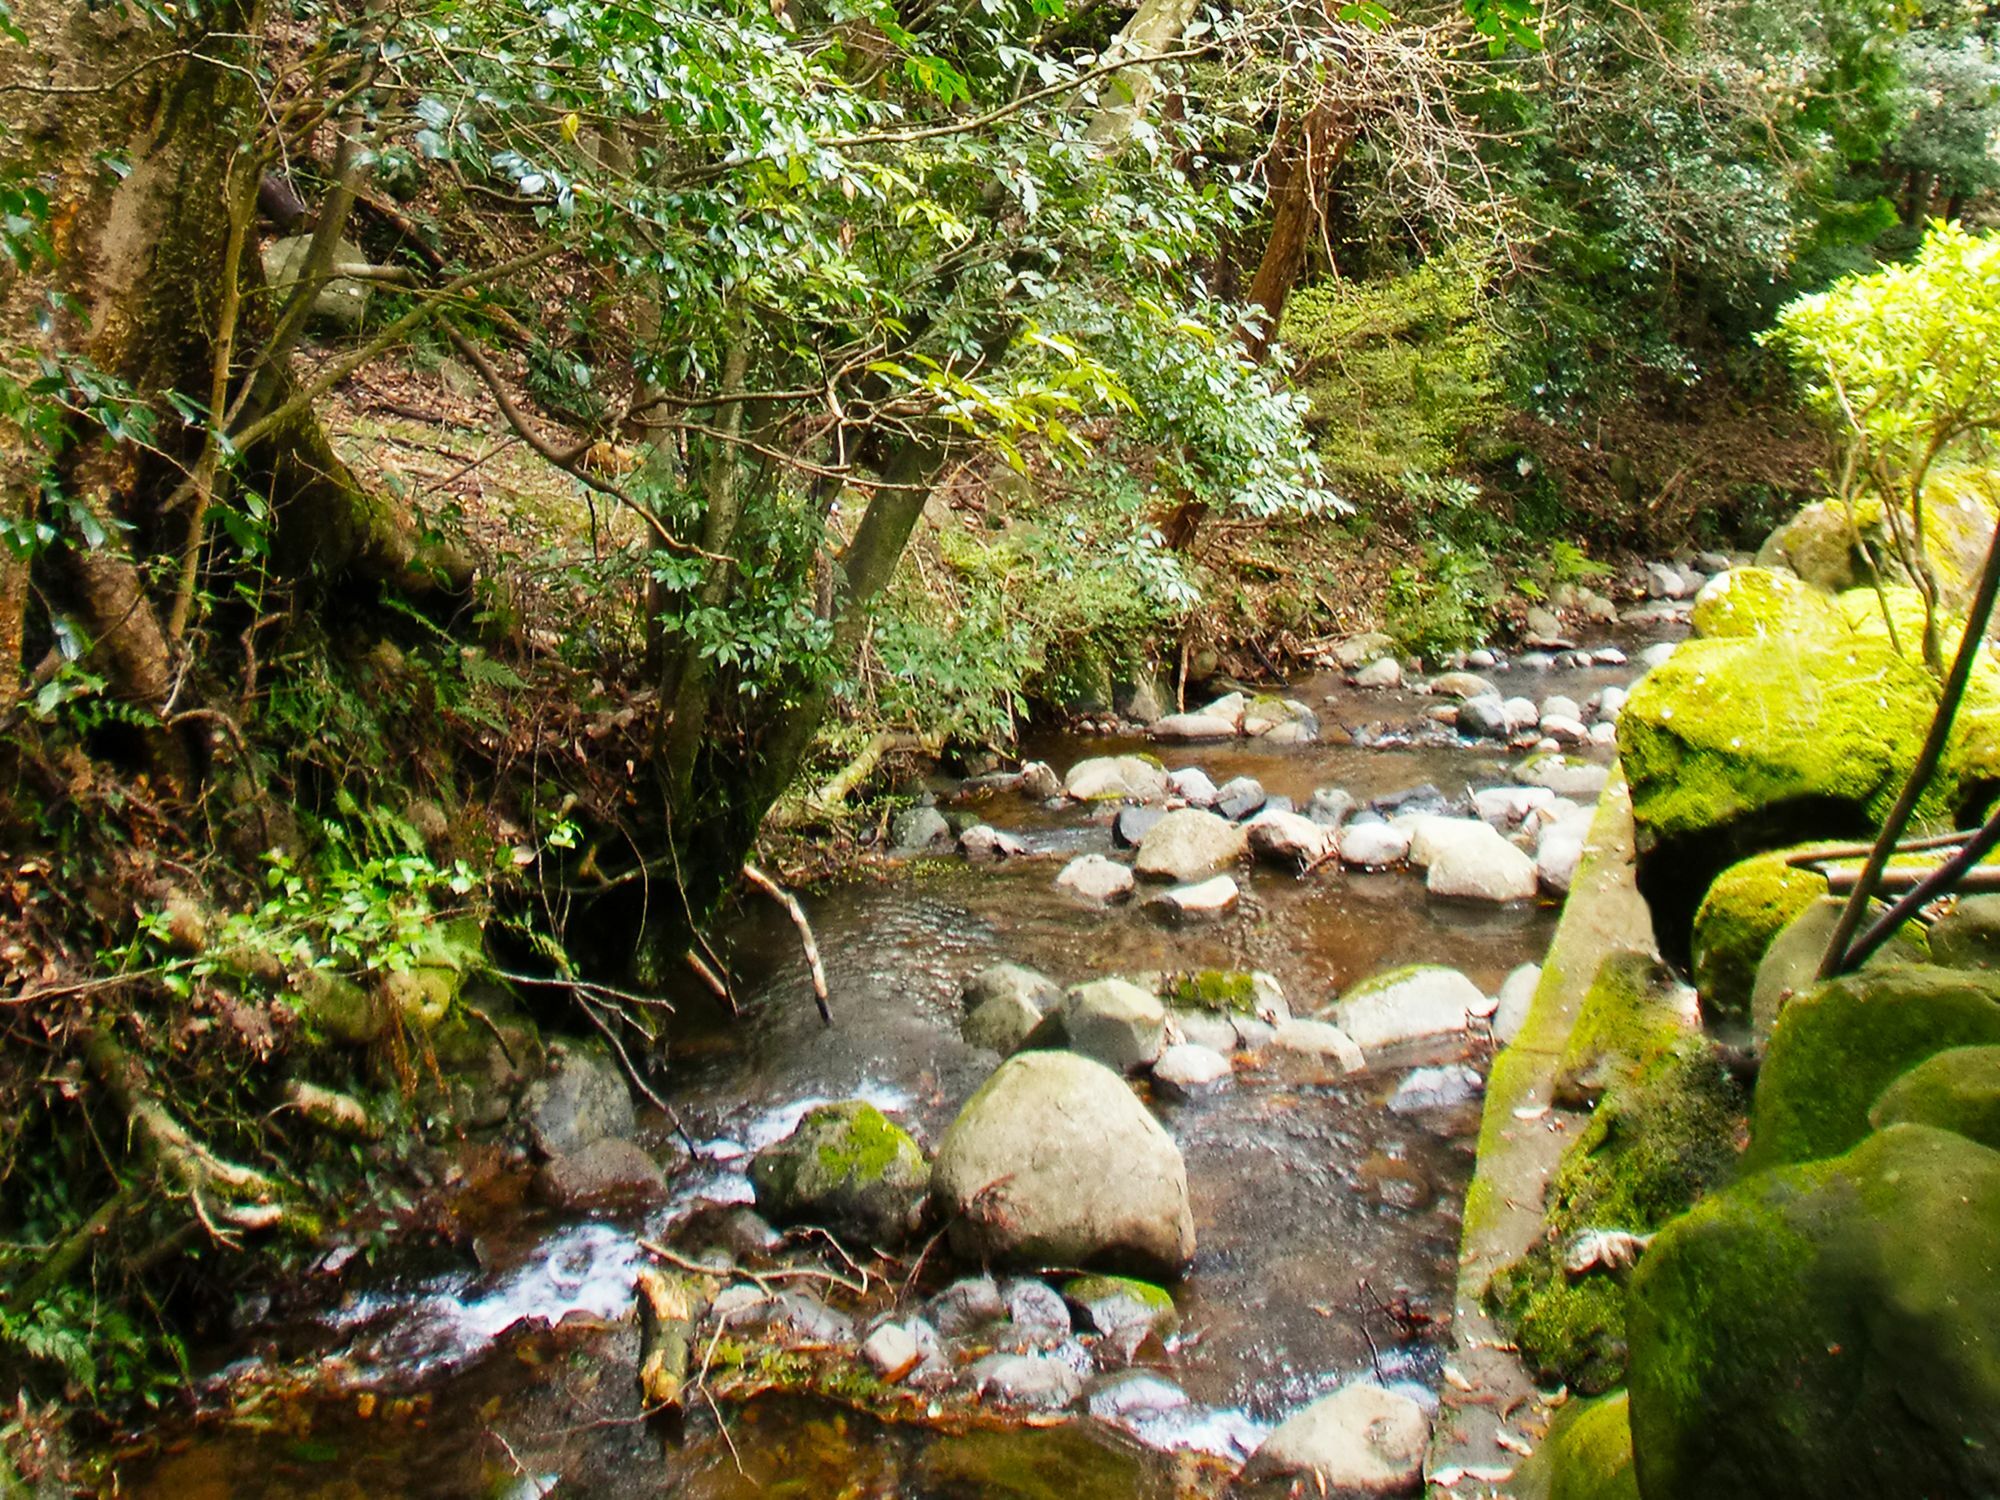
[
  {"xmin": 1243, "ymin": 104, "xmax": 1352, "ymax": 360},
  {"xmin": 0, "ymin": 0, "xmax": 462, "ymax": 715}
]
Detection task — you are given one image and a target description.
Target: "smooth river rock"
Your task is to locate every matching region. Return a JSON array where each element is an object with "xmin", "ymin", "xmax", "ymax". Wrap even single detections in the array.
[
  {"xmin": 1052, "ymin": 979, "xmax": 1166, "ymax": 1072},
  {"xmin": 1340, "ymin": 821, "xmax": 1412, "ymax": 868},
  {"xmin": 1152, "ymin": 1042, "xmax": 1233, "ymax": 1097},
  {"xmin": 524, "ymin": 1040, "xmax": 636, "ymax": 1158},
  {"xmin": 1336, "ymin": 965, "xmax": 1483, "ymax": 1052},
  {"xmin": 930, "ymin": 1051, "xmax": 1196, "ymax": 1276},
  {"xmin": 1134, "ymin": 808, "xmax": 1250, "ymax": 881},
  {"xmin": 1248, "ymin": 810, "xmax": 1334, "ymax": 865},
  {"xmin": 1055, "ymin": 853, "xmax": 1135, "ymax": 904},
  {"xmin": 961, "ymin": 962, "xmax": 1060, "ymax": 1014},
  {"xmin": 1243, "ymin": 1382, "xmax": 1430, "ymax": 1493},
  {"xmin": 1147, "ymin": 875, "xmax": 1240, "ymax": 922},
  {"xmin": 1065, "ymin": 755, "xmax": 1168, "ymax": 802},
  {"xmin": 1426, "ymin": 822, "xmax": 1539, "ymax": 902}
]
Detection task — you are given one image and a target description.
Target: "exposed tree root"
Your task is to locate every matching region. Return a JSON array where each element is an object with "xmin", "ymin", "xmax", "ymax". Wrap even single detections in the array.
[
  {"xmin": 635, "ymin": 1267, "xmax": 697, "ymax": 1415},
  {"xmin": 80, "ymin": 1025, "xmax": 288, "ymax": 1241}
]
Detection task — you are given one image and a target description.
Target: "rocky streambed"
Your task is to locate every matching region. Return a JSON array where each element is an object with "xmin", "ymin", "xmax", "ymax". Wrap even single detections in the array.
[{"xmin": 109, "ymin": 607, "xmax": 1699, "ymax": 1499}]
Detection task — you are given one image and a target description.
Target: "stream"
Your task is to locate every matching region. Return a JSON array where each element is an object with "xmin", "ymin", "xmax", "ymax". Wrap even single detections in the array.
[{"xmin": 113, "ymin": 632, "xmax": 1676, "ymax": 1499}]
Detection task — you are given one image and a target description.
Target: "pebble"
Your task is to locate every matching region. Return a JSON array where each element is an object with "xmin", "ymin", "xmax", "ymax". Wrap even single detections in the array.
[
  {"xmin": 1167, "ymin": 767, "xmax": 1219, "ymax": 806},
  {"xmin": 861, "ymin": 1321, "xmax": 923, "ymax": 1381},
  {"xmin": 931, "ymin": 1276, "xmax": 1006, "ymax": 1336},
  {"xmin": 1214, "ymin": 776, "xmax": 1268, "ymax": 820},
  {"xmin": 960, "ymin": 824, "xmax": 1028, "ymax": 859},
  {"xmin": 1271, "ymin": 1019, "xmax": 1366, "ymax": 1073},
  {"xmin": 1147, "ymin": 875, "xmax": 1240, "ymax": 921},
  {"xmin": 969, "ymin": 1352, "xmax": 1084, "ymax": 1411},
  {"xmin": 1339, "ymin": 822, "xmax": 1411, "ymax": 868}
]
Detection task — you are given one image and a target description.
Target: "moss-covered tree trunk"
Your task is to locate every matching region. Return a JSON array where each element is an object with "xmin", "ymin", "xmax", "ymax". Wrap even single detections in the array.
[{"xmin": 0, "ymin": 0, "xmax": 456, "ymax": 726}]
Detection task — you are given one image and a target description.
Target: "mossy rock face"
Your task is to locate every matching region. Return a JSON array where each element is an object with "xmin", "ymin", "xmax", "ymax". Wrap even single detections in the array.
[
  {"xmin": 1869, "ymin": 1044, "xmax": 2000, "ymax": 1151},
  {"xmin": 1618, "ymin": 633, "xmax": 1940, "ymax": 852},
  {"xmin": 1627, "ymin": 1124, "xmax": 2000, "ymax": 1500},
  {"xmin": 1520, "ymin": 1391, "xmax": 1641, "ymax": 1500},
  {"xmin": 1062, "ymin": 1274, "xmax": 1179, "ymax": 1339},
  {"xmin": 1554, "ymin": 951, "xmax": 1690, "ymax": 1110},
  {"xmin": 294, "ymin": 967, "xmax": 386, "ymax": 1045},
  {"xmin": 1158, "ymin": 969, "xmax": 1284, "ymax": 1019},
  {"xmin": 1748, "ymin": 897, "xmax": 1929, "ymax": 1043},
  {"xmin": 1690, "ymin": 850, "xmax": 1830, "ymax": 1018},
  {"xmin": 1754, "ymin": 501, "xmax": 1865, "ymax": 593},
  {"xmin": 1491, "ymin": 1042, "xmax": 1747, "ymax": 1395},
  {"xmin": 1689, "ymin": 566, "xmax": 1844, "ymax": 642},
  {"xmin": 1928, "ymin": 894, "xmax": 2000, "ymax": 971},
  {"xmin": 1748, "ymin": 963, "xmax": 2000, "ymax": 1170},
  {"xmin": 750, "ymin": 1101, "xmax": 930, "ymax": 1248}
]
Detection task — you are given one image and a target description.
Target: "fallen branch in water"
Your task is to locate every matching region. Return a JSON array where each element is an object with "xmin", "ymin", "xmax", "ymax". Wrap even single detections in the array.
[
  {"xmin": 684, "ymin": 949, "xmax": 735, "ymax": 1015},
  {"xmin": 742, "ymin": 863, "xmax": 832, "ymax": 1024},
  {"xmin": 635, "ymin": 1267, "xmax": 697, "ymax": 1415}
]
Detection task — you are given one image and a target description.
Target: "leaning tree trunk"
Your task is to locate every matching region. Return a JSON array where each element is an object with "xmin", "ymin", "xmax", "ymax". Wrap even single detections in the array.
[
  {"xmin": 1243, "ymin": 103, "xmax": 1353, "ymax": 361},
  {"xmin": 0, "ymin": 0, "xmax": 459, "ymax": 730}
]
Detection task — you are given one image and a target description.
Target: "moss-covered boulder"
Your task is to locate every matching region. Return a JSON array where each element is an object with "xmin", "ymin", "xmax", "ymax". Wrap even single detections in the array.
[
  {"xmin": 1690, "ymin": 849, "xmax": 1830, "ymax": 1018},
  {"xmin": 1754, "ymin": 501, "xmax": 1865, "ymax": 593},
  {"xmin": 1618, "ymin": 632, "xmax": 1941, "ymax": 851},
  {"xmin": 1518, "ymin": 1391, "xmax": 1641, "ymax": 1500},
  {"xmin": 1062, "ymin": 1274, "xmax": 1178, "ymax": 1340},
  {"xmin": 1627, "ymin": 1124, "xmax": 2000, "ymax": 1500},
  {"xmin": 1869, "ymin": 1044, "xmax": 2000, "ymax": 1151},
  {"xmin": 750, "ymin": 1100, "xmax": 930, "ymax": 1248},
  {"xmin": 1156, "ymin": 969, "xmax": 1287, "ymax": 1020},
  {"xmin": 1689, "ymin": 566, "xmax": 1844, "ymax": 641},
  {"xmin": 1554, "ymin": 951, "xmax": 1693, "ymax": 1109},
  {"xmin": 1748, "ymin": 896, "xmax": 1929, "ymax": 1042},
  {"xmin": 1748, "ymin": 964, "xmax": 2000, "ymax": 1170},
  {"xmin": 1490, "ymin": 1041, "xmax": 1747, "ymax": 1396}
]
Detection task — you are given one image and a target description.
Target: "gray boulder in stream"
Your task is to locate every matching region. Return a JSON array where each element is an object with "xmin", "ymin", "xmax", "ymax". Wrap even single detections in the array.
[
  {"xmin": 523, "ymin": 1040, "xmax": 635, "ymax": 1158},
  {"xmin": 750, "ymin": 1100, "xmax": 930, "ymax": 1247},
  {"xmin": 1134, "ymin": 808, "xmax": 1249, "ymax": 881},
  {"xmin": 930, "ymin": 1051, "xmax": 1195, "ymax": 1276}
]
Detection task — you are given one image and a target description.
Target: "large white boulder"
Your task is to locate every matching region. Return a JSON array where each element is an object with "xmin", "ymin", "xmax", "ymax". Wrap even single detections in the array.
[
  {"xmin": 930, "ymin": 1052, "xmax": 1195, "ymax": 1276},
  {"xmin": 1064, "ymin": 755, "xmax": 1168, "ymax": 802},
  {"xmin": 1135, "ymin": 808, "xmax": 1250, "ymax": 881},
  {"xmin": 1427, "ymin": 822, "xmax": 1538, "ymax": 902},
  {"xmin": 1336, "ymin": 965, "xmax": 1484, "ymax": 1052}
]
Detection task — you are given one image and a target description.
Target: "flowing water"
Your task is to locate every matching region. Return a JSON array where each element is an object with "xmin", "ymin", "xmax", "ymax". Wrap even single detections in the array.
[{"xmin": 113, "ymin": 644, "xmax": 1667, "ymax": 1498}]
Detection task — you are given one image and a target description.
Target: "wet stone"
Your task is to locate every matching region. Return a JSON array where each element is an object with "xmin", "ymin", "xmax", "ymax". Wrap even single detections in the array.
[
  {"xmin": 960, "ymin": 824, "xmax": 1028, "ymax": 859},
  {"xmin": 1152, "ymin": 1042, "xmax": 1233, "ymax": 1097},
  {"xmin": 1244, "ymin": 1382, "xmax": 1430, "ymax": 1493},
  {"xmin": 891, "ymin": 805, "xmax": 952, "ymax": 852},
  {"xmin": 1214, "ymin": 776, "xmax": 1269, "ymax": 821},
  {"xmin": 930, "ymin": 1275, "xmax": 1007, "ymax": 1337},
  {"xmin": 999, "ymin": 1277, "xmax": 1073, "ymax": 1347},
  {"xmin": 861, "ymin": 1321, "xmax": 923, "ymax": 1382},
  {"xmin": 961, "ymin": 962, "xmax": 1060, "ymax": 1014},
  {"xmin": 1055, "ymin": 853, "xmax": 1135, "ymax": 905},
  {"xmin": 1113, "ymin": 805, "xmax": 1167, "ymax": 849},
  {"xmin": 524, "ymin": 1041, "xmax": 636, "ymax": 1159},
  {"xmin": 963, "ymin": 991, "xmax": 1044, "ymax": 1055},
  {"xmin": 1086, "ymin": 1369, "xmax": 1190, "ymax": 1423},
  {"xmin": 1308, "ymin": 787, "xmax": 1356, "ymax": 827},
  {"xmin": 969, "ymin": 1352, "xmax": 1084, "ymax": 1411},
  {"xmin": 532, "ymin": 1137, "xmax": 666, "ymax": 1210},
  {"xmin": 1065, "ymin": 1274, "xmax": 1179, "ymax": 1342},
  {"xmin": 1387, "ymin": 1064, "xmax": 1484, "ymax": 1114},
  {"xmin": 1146, "ymin": 875, "xmax": 1240, "ymax": 923},
  {"xmin": 1167, "ymin": 1008, "xmax": 1242, "ymax": 1054},
  {"xmin": 1167, "ymin": 766, "xmax": 1220, "ymax": 805}
]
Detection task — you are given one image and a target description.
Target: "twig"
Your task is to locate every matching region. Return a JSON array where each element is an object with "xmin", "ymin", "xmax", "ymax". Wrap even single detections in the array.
[
  {"xmin": 684, "ymin": 949, "xmax": 736, "ymax": 1016},
  {"xmin": 637, "ymin": 1239, "xmax": 869, "ymax": 1297},
  {"xmin": 1786, "ymin": 830, "xmax": 1972, "ymax": 866},
  {"xmin": 741, "ymin": 864, "xmax": 832, "ymax": 1025}
]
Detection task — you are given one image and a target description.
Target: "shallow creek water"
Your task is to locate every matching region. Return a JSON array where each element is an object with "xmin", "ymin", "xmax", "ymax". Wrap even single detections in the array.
[{"xmin": 116, "ymin": 642, "xmax": 1670, "ymax": 1499}]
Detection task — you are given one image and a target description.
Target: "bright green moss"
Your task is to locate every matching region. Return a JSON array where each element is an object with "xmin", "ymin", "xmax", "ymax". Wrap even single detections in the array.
[
  {"xmin": 1619, "ymin": 633, "xmax": 1942, "ymax": 846},
  {"xmin": 1748, "ymin": 964, "xmax": 2000, "ymax": 1170},
  {"xmin": 1689, "ymin": 566, "xmax": 1843, "ymax": 641},
  {"xmin": 1691, "ymin": 850, "xmax": 1831, "ymax": 1017},
  {"xmin": 1490, "ymin": 1042, "xmax": 1748, "ymax": 1394},
  {"xmin": 1555, "ymin": 952, "xmax": 1689, "ymax": 1108},
  {"xmin": 1161, "ymin": 969, "xmax": 1265, "ymax": 1015},
  {"xmin": 1542, "ymin": 1391, "xmax": 1642, "ymax": 1500},
  {"xmin": 1869, "ymin": 1044, "xmax": 2000, "ymax": 1150}
]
